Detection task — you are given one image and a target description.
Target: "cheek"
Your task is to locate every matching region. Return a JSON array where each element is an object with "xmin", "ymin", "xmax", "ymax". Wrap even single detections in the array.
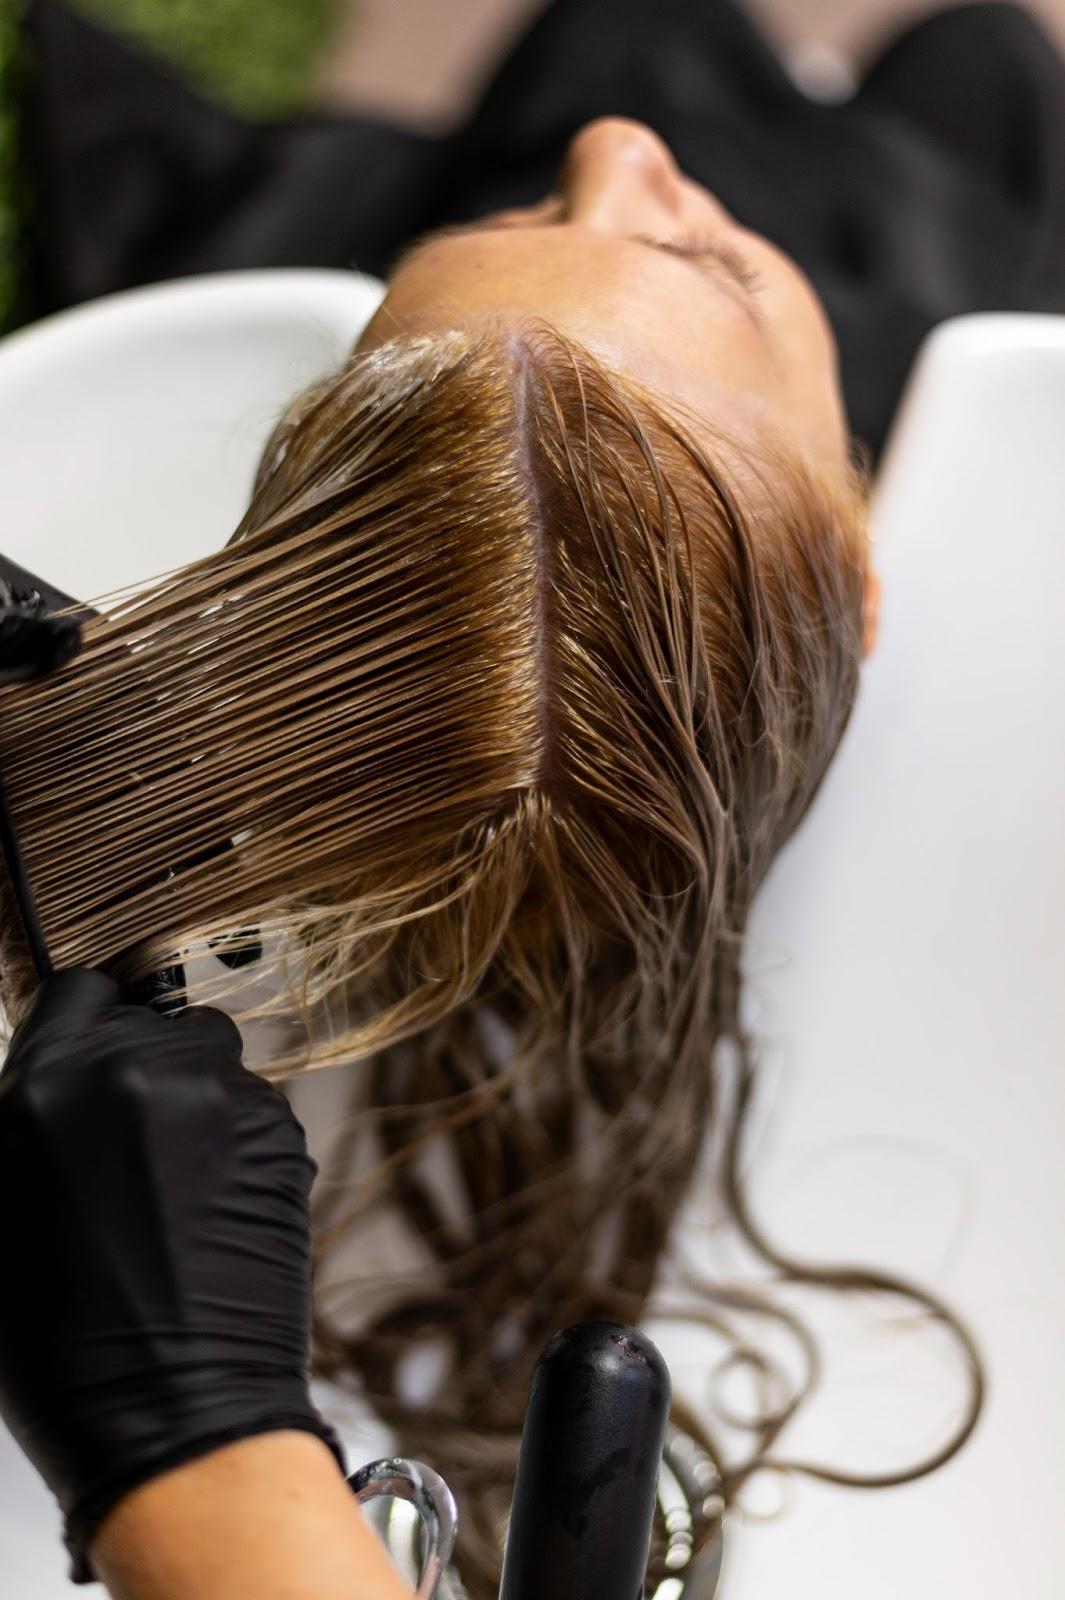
[
  {"xmin": 761, "ymin": 280, "xmax": 844, "ymax": 414},
  {"xmin": 773, "ymin": 259, "xmax": 841, "ymax": 373},
  {"xmin": 746, "ymin": 271, "xmax": 848, "ymax": 460},
  {"xmin": 736, "ymin": 228, "xmax": 839, "ymax": 350}
]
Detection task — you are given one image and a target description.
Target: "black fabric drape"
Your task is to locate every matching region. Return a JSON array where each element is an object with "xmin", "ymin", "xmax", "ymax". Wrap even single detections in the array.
[{"xmin": 18, "ymin": 0, "xmax": 1065, "ymax": 461}]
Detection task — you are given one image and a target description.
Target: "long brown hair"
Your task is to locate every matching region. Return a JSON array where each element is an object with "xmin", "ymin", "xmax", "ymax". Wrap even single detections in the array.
[{"xmin": 0, "ymin": 321, "xmax": 982, "ymax": 1596}]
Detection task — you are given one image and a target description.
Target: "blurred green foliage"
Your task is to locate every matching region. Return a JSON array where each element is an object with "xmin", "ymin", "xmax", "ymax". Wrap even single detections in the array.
[
  {"xmin": 70, "ymin": 0, "xmax": 344, "ymax": 118},
  {"xmin": 1, "ymin": 0, "xmax": 345, "ymax": 336}
]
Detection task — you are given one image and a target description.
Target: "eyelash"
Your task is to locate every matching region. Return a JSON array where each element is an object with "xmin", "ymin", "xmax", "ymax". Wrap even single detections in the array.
[
  {"xmin": 415, "ymin": 217, "xmax": 766, "ymax": 298},
  {"xmin": 638, "ymin": 232, "xmax": 766, "ymax": 294}
]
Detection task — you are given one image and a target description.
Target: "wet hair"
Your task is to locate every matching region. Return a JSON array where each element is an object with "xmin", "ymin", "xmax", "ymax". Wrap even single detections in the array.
[{"xmin": 0, "ymin": 321, "xmax": 982, "ymax": 1596}]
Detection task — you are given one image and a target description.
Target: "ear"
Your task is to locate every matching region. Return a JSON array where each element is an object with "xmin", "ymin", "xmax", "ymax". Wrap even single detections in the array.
[{"xmin": 861, "ymin": 566, "xmax": 881, "ymax": 660}]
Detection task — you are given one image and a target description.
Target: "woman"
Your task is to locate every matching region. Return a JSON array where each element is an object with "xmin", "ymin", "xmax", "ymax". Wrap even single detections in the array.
[
  {"xmin": 7, "ymin": 0, "xmax": 1060, "ymax": 1590},
  {"xmin": 17, "ymin": 0, "xmax": 1065, "ymax": 462}
]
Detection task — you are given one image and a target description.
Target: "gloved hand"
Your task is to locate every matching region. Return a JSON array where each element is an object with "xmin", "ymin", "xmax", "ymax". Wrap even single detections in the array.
[
  {"xmin": 0, "ymin": 581, "xmax": 82, "ymax": 683},
  {"xmin": 0, "ymin": 968, "xmax": 345, "ymax": 1584}
]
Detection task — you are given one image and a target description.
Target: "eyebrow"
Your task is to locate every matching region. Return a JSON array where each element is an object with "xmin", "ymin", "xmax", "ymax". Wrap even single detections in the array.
[{"xmin": 387, "ymin": 219, "xmax": 764, "ymax": 327}]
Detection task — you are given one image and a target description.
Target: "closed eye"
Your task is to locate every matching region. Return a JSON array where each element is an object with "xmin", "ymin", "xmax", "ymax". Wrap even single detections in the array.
[
  {"xmin": 389, "ymin": 218, "xmax": 767, "ymax": 322},
  {"xmin": 631, "ymin": 233, "xmax": 766, "ymax": 297}
]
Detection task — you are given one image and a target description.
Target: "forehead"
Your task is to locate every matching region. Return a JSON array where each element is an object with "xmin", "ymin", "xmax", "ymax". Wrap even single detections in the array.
[
  {"xmin": 385, "ymin": 223, "xmax": 758, "ymax": 327},
  {"xmin": 366, "ymin": 224, "xmax": 777, "ymax": 431}
]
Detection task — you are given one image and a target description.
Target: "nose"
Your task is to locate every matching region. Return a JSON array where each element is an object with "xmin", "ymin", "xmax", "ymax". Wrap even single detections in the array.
[{"xmin": 556, "ymin": 117, "xmax": 686, "ymax": 233}]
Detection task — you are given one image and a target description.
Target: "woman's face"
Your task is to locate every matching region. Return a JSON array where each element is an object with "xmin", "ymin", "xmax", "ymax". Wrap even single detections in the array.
[
  {"xmin": 357, "ymin": 116, "xmax": 851, "ymax": 478},
  {"xmin": 357, "ymin": 116, "xmax": 879, "ymax": 657}
]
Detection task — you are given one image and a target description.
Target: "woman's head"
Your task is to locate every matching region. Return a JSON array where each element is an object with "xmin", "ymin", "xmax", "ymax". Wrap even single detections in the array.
[
  {"xmin": 0, "ymin": 318, "xmax": 871, "ymax": 1036},
  {"xmin": 0, "ymin": 310, "xmax": 879, "ymax": 1592},
  {"xmin": 361, "ymin": 117, "xmax": 866, "ymax": 520}
]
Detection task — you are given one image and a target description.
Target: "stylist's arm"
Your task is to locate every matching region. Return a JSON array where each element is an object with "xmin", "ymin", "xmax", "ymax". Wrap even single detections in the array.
[{"xmin": 0, "ymin": 969, "xmax": 412, "ymax": 1599}]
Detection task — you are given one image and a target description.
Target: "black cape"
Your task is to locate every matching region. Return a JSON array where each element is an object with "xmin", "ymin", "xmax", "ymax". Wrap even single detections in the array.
[{"xmin": 19, "ymin": 0, "xmax": 1065, "ymax": 462}]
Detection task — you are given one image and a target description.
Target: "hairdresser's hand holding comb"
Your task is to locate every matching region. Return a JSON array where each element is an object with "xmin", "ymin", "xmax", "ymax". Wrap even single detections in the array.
[
  {"xmin": 0, "ymin": 968, "xmax": 358, "ymax": 1591},
  {"xmin": 0, "ymin": 582, "xmax": 82, "ymax": 683}
]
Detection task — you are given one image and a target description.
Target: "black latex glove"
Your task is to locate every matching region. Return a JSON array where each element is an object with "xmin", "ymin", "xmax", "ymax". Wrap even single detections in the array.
[
  {"xmin": 0, "ymin": 968, "xmax": 346, "ymax": 1584},
  {"xmin": 0, "ymin": 582, "xmax": 82, "ymax": 683}
]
